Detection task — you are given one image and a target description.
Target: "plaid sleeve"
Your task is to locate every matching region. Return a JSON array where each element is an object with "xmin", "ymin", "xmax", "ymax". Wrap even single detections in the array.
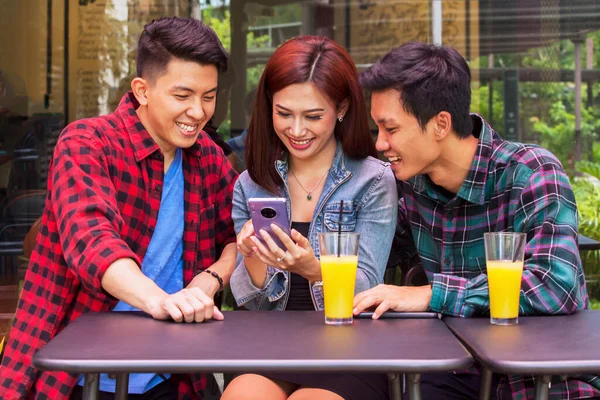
[
  {"xmin": 430, "ymin": 164, "xmax": 587, "ymax": 317},
  {"xmin": 430, "ymin": 273, "xmax": 487, "ymax": 317},
  {"xmin": 214, "ymin": 155, "xmax": 238, "ymax": 251},
  {"xmin": 50, "ymin": 127, "xmax": 139, "ymax": 296},
  {"xmin": 515, "ymin": 164, "xmax": 587, "ymax": 314}
]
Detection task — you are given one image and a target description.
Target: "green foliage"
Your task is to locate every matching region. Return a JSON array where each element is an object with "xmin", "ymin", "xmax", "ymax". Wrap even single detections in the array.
[
  {"xmin": 203, "ymin": 11, "xmax": 231, "ymax": 49},
  {"xmin": 530, "ymin": 100, "xmax": 600, "ymax": 173},
  {"xmin": 572, "ymin": 160, "xmax": 600, "ymax": 306},
  {"xmin": 202, "ymin": 7, "xmax": 271, "ymax": 137},
  {"xmin": 471, "ymin": 83, "xmax": 505, "ymax": 136},
  {"xmin": 577, "ymin": 161, "xmax": 600, "ymax": 180},
  {"xmin": 573, "ymin": 161, "xmax": 600, "ymax": 241},
  {"xmin": 201, "ymin": 8, "xmax": 269, "ymax": 87}
]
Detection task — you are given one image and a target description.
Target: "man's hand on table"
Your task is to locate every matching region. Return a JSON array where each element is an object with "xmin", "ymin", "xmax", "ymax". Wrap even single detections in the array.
[
  {"xmin": 145, "ymin": 287, "xmax": 224, "ymax": 323},
  {"xmin": 102, "ymin": 258, "xmax": 225, "ymax": 323},
  {"xmin": 353, "ymin": 284, "xmax": 432, "ymax": 319}
]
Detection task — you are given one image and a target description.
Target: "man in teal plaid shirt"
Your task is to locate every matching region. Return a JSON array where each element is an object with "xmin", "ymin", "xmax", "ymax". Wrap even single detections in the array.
[{"xmin": 354, "ymin": 42, "xmax": 599, "ymax": 399}]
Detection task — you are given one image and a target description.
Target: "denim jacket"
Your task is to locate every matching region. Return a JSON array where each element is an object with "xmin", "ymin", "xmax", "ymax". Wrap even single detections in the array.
[{"xmin": 230, "ymin": 143, "xmax": 398, "ymax": 311}]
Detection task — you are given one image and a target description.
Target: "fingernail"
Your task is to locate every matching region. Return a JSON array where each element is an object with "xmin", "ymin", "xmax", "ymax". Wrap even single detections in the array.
[
  {"xmin": 353, "ymin": 307, "xmax": 358, "ymax": 314},
  {"xmin": 373, "ymin": 313, "xmax": 378, "ymax": 319},
  {"xmin": 270, "ymin": 224, "xmax": 279, "ymax": 230}
]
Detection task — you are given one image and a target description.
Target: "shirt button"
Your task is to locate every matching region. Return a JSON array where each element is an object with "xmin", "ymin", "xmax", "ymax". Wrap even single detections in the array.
[
  {"xmin": 446, "ymin": 212, "xmax": 454, "ymax": 221},
  {"xmin": 148, "ymin": 226, "xmax": 154, "ymax": 234},
  {"xmin": 153, "ymin": 152, "xmax": 161, "ymax": 159},
  {"xmin": 155, "ymin": 184, "xmax": 162, "ymax": 191},
  {"xmin": 444, "ymin": 259, "xmax": 451, "ymax": 266}
]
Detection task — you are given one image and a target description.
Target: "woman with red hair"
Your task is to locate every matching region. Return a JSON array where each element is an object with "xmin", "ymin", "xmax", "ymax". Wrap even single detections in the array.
[{"xmin": 224, "ymin": 36, "xmax": 397, "ymax": 400}]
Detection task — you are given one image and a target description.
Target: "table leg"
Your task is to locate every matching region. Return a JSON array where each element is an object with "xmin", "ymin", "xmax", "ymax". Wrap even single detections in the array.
[
  {"xmin": 406, "ymin": 373, "xmax": 421, "ymax": 400},
  {"xmin": 82, "ymin": 373, "xmax": 99, "ymax": 400},
  {"xmin": 535, "ymin": 375, "xmax": 552, "ymax": 400},
  {"xmin": 479, "ymin": 367, "xmax": 493, "ymax": 400},
  {"xmin": 115, "ymin": 373, "xmax": 129, "ymax": 400},
  {"xmin": 387, "ymin": 373, "xmax": 401, "ymax": 400}
]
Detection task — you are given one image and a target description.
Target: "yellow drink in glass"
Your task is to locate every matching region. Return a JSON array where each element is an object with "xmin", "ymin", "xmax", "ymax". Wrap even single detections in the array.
[
  {"xmin": 318, "ymin": 232, "xmax": 360, "ymax": 325},
  {"xmin": 320, "ymin": 255, "xmax": 358, "ymax": 321},
  {"xmin": 487, "ymin": 260, "xmax": 523, "ymax": 321},
  {"xmin": 484, "ymin": 232, "xmax": 526, "ymax": 325}
]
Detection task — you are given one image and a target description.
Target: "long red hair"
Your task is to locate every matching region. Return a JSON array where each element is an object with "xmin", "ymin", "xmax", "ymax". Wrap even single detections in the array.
[{"xmin": 246, "ymin": 36, "xmax": 375, "ymax": 194}]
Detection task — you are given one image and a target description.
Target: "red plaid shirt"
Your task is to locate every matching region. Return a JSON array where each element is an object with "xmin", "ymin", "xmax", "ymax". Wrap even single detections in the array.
[{"xmin": 0, "ymin": 92, "xmax": 237, "ymax": 400}]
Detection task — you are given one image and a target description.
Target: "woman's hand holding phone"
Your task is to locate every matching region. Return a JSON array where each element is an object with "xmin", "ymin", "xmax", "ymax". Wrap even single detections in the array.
[{"xmin": 252, "ymin": 225, "xmax": 322, "ymax": 282}]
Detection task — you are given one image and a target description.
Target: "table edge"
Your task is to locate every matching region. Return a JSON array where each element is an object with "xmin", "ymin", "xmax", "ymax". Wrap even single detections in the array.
[
  {"xmin": 444, "ymin": 319, "xmax": 600, "ymax": 375},
  {"xmin": 477, "ymin": 359, "xmax": 600, "ymax": 375},
  {"xmin": 33, "ymin": 356, "xmax": 473, "ymax": 374}
]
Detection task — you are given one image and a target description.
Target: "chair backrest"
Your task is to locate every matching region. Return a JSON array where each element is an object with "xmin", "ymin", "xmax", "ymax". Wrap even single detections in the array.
[
  {"xmin": 23, "ymin": 216, "xmax": 42, "ymax": 260},
  {"xmin": 385, "ymin": 250, "xmax": 428, "ymax": 287},
  {"xmin": 1, "ymin": 190, "xmax": 46, "ymax": 225}
]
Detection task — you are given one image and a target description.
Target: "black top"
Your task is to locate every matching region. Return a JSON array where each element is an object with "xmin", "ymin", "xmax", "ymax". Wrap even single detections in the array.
[{"xmin": 286, "ymin": 222, "xmax": 314, "ymax": 311}]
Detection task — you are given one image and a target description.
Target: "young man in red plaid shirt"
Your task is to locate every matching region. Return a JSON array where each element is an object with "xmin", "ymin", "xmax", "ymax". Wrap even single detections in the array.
[{"xmin": 0, "ymin": 17, "xmax": 237, "ymax": 400}]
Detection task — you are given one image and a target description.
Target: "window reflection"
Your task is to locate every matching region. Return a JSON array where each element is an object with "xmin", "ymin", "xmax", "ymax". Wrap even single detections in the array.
[{"xmin": 0, "ymin": 0, "xmax": 599, "ymax": 325}]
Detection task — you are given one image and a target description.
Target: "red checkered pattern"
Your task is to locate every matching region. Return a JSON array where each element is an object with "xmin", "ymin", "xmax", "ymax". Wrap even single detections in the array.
[{"xmin": 0, "ymin": 92, "xmax": 237, "ymax": 399}]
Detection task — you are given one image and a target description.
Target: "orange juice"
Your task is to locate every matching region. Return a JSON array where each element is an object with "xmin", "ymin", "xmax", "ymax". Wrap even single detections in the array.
[
  {"xmin": 487, "ymin": 260, "xmax": 523, "ymax": 320},
  {"xmin": 320, "ymin": 255, "xmax": 358, "ymax": 320}
]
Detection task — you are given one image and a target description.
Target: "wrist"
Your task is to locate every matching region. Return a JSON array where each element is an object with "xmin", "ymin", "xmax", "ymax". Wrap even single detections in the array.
[
  {"xmin": 307, "ymin": 258, "xmax": 323, "ymax": 282},
  {"xmin": 194, "ymin": 269, "xmax": 224, "ymax": 293},
  {"xmin": 422, "ymin": 284, "xmax": 432, "ymax": 304},
  {"xmin": 143, "ymin": 292, "xmax": 167, "ymax": 316}
]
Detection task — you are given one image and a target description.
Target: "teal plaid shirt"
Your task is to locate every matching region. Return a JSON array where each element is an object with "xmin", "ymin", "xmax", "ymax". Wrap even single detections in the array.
[{"xmin": 395, "ymin": 115, "xmax": 599, "ymax": 399}]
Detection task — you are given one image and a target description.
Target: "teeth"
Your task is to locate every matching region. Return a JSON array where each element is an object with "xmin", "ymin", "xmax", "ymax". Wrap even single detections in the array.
[
  {"xmin": 290, "ymin": 138, "xmax": 312, "ymax": 145},
  {"xmin": 388, "ymin": 156, "xmax": 402, "ymax": 163},
  {"xmin": 176, "ymin": 122, "xmax": 197, "ymax": 132}
]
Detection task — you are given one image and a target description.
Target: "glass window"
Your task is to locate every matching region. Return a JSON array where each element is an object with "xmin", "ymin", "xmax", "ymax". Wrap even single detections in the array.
[
  {"xmin": 0, "ymin": 0, "xmax": 598, "ymax": 330},
  {"xmin": 200, "ymin": 0, "xmax": 600, "ymax": 311}
]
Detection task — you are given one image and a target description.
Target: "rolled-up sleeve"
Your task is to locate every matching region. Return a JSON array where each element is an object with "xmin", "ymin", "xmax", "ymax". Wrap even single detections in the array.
[{"xmin": 50, "ymin": 130, "xmax": 138, "ymax": 296}]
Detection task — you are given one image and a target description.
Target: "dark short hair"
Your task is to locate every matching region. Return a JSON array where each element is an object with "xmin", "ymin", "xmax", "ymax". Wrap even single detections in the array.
[
  {"xmin": 137, "ymin": 17, "xmax": 228, "ymax": 81},
  {"xmin": 360, "ymin": 42, "xmax": 473, "ymax": 138},
  {"xmin": 246, "ymin": 36, "xmax": 376, "ymax": 194}
]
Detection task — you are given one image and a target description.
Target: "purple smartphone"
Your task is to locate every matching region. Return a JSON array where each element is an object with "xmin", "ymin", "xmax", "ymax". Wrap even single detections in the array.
[{"xmin": 248, "ymin": 198, "xmax": 291, "ymax": 250}]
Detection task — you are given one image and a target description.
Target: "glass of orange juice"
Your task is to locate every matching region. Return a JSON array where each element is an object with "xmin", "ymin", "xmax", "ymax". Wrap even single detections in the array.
[
  {"xmin": 318, "ymin": 232, "xmax": 359, "ymax": 325},
  {"xmin": 484, "ymin": 232, "xmax": 527, "ymax": 325}
]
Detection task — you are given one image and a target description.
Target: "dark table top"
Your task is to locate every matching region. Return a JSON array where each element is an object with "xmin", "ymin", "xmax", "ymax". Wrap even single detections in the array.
[
  {"xmin": 444, "ymin": 310, "xmax": 600, "ymax": 375},
  {"xmin": 578, "ymin": 234, "xmax": 600, "ymax": 251},
  {"xmin": 33, "ymin": 311, "xmax": 472, "ymax": 374}
]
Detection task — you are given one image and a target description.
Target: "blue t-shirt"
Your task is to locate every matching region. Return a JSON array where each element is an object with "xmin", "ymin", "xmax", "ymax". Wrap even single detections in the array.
[{"xmin": 77, "ymin": 148, "xmax": 184, "ymax": 393}]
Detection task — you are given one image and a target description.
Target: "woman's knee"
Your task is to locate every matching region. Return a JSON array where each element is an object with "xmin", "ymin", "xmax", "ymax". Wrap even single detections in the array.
[
  {"xmin": 288, "ymin": 388, "xmax": 344, "ymax": 400},
  {"xmin": 221, "ymin": 374, "xmax": 294, "ymax": 400}
]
